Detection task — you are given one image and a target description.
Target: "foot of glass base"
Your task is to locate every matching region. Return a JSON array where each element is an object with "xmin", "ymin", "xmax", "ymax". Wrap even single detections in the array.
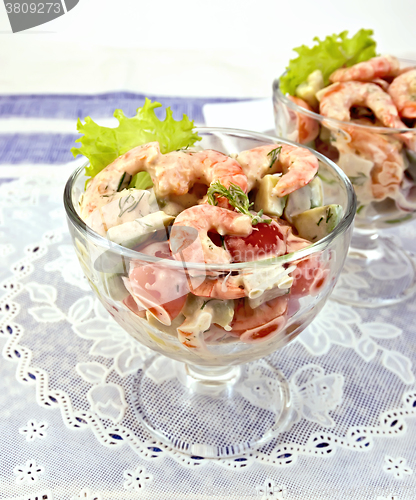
[{"xmin": 132, "ymin": 357, "xmax": 292, "ymax": 458}]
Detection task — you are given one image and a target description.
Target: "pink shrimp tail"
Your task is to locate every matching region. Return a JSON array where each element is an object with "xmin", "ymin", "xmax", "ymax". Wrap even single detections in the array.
[
  {"xmin": 190, "ymin": 277, "xmax": 246, "ymax": 300},
  {"xmin": 272, "ymin": 147, "xmax": 319, "ymax": 197},
  {"xmin": 329, "ymin": 55, "xmax": 400, "ymax": 83}
]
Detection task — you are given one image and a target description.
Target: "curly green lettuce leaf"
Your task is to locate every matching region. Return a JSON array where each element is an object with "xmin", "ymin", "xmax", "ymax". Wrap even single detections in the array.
[
  {"xmin": 71, "ymin": 98, "xmax": 201, "ymax": 178},
  {"xmin": 280, "ymin": 29, "xmax": 377, "ymax": 95}
]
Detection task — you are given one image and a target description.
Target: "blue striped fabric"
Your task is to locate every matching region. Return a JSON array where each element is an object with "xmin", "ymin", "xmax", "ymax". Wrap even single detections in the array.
[
  {"xmin": 0, "ymin": 93, "xmax": 243, "ymax": 164},
  {"xmin": 0, "ymin": 133, "xmax": 78, "ymax": 164}
]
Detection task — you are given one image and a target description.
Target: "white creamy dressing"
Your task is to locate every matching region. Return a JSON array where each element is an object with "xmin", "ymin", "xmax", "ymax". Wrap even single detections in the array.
[
  {"xmin": 85, "ymin": 188, "xmax": 159, "ymax": 236},
  {"xmin": 236, "ymin": 145, "xmax": 278, "ymax": 191},
  {"xmin": 283, "ymin": 176, "xmax": 324, "ymax": 224},
  {"xmin": 337, "ymin": 151, "xmax": 374, "ymax": 205},
  {"xmin": 107, "ymin": 210, "xmax": 172, "ymax": 247}
]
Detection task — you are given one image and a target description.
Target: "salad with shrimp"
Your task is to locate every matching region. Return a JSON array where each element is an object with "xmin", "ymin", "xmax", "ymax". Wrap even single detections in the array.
[
  {"xmin": 277, "ymin": 29, "xmax": 416, "ymax": 216},
  {"xmin": 72, "ymin": 100, "xmax": 341, "ymax": 351}
]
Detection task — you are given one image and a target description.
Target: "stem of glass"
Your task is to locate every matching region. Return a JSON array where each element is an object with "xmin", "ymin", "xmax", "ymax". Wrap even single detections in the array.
[{"xmin": 349, "ymin": 227, "xmax": 382, "ymax": 260}]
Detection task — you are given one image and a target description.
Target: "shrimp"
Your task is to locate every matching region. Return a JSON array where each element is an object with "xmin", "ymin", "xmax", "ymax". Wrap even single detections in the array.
[
  {"xmin": 388, "ymin": 69, "xmax": 416, "ymax": 119},
  {"xmin": 169, "ymin": 204, "xmax": 252, "ymax": 265},
  {"xmin": 230, "ymin": 295, "xmax": 288, "ymax": 343},
  {"xmin": 371, "ymin": 162, "xmax": 404, "ymax": 200},
  {"xmin": 318, "ymin": 81, "xmax": 416, "ymax": 151},
  {"xmin": 329, "ymin": 55, "xmax": 400, "ymax": 83},
  {"xmin": 349, "ymin": 128, "xmax": 405, "ymax": 201},
  {"xmin": 169, "ymin": 205, "xmax": 252, "ymax": 300},
  {"xmin": 287, "ymin": 95, "xmax": 320, "ymax": 144},
  {"xmin": 336, "ymin": 127, "xmax": 406, "ymax": 201},
  {"xmin": 318, "ymin": 81, "xmax": 407, "ymax": 129},
  {"xmin": 236, "ymin": 144, "xmax": 319, "ymax": 196},
  {"xmin": 189, "ymin": 275, "xmax": 246, "ymax": 300},
  {"xmin": 84, "ymin": 188, "xmax": 158, "ymax": 236},
  {"xmin": 81, "ymin": 142, "xmax": 248, "ymax": 218},
  {"xmin": 370, "ymin": 78, "xmax": 390, "ymax": 92}
]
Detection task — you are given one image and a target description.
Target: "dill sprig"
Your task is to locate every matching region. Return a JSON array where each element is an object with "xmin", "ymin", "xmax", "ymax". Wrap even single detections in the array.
[
  {"xmin": 117, "ymin": 172, "xmax": 127, "ymax": 192},
  {"xmin": 207, "ymin": 181, "xmax": 271, "ymax": 226},
  {"xmin": 267, "ymin": 146, "xmax": 282, "ymax": 169}
]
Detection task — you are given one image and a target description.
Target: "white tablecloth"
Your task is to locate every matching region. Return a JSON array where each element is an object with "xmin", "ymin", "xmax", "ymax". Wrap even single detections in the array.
[
  {"xmin": 1, "ymin": 37, "xmax": 416, "ymax": 500},
  {"xmin": 0, "ymin": 100, "xmax": 415, "ymax": 500}
]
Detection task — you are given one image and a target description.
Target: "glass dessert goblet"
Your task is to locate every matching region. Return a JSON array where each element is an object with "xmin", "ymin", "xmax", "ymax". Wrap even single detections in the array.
[
  {"xmin": 64, "ymin": 128, "xmax": 355, "ymax": 458},
  {"xmin": 273, "ymin": 77, "xmax": 416, "ymax": 308}
]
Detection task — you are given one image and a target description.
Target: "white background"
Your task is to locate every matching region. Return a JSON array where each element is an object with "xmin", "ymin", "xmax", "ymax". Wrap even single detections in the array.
[{"xmin": 1, "ymin": 0, "xmax": 416, "ymax": 96}]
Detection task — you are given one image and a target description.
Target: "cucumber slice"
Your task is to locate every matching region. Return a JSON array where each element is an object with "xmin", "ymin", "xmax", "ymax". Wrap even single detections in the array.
[
  {"xmin": 284, "ymin": 176, "xmax": 323, "ymax": 222},
  {"xmin": 94, "ymin": 211, "xmax": 173, "ymax": 275},
  {"xmin": 253, "ymin": 174, "xmax": 287, "ymax": 216},
  {"xmin": 107, "ymin": 211, "xmax": 174, "ymax": 249},
  {"xmin": 295, "ymin": 70, "xmax": 324, "ymax": 108},
  {"xmin": 309, "ymin": 176, "xmax": 324, "ymax": 208},
  {"xmin": 292, "ymin": 204, "xmax": 342, "ymax": 242}
]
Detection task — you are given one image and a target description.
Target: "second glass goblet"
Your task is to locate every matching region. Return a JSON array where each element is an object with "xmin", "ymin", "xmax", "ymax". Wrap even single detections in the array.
[{"xmin": 273, "ymin": 77, "xmax": 416, "ymax": 308}]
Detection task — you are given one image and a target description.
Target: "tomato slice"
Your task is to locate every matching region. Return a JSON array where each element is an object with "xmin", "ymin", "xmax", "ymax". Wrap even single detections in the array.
[{"xmin": 225, "ymin": 221, "xmax": 286, "ymax": 262}]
